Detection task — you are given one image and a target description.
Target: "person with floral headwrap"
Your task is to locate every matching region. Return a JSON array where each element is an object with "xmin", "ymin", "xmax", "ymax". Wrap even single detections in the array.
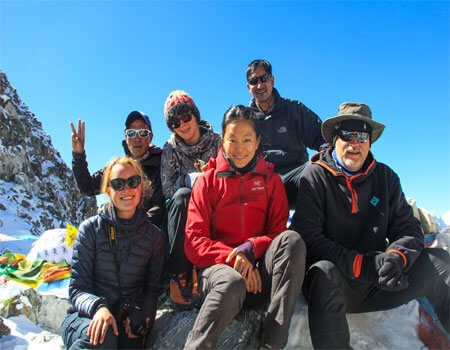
[{"xmin": 161, "ymin": 90, "xmax": 221, "ymax": 308}]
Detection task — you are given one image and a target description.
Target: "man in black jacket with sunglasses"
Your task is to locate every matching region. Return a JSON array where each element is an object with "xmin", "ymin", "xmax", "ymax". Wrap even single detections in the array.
[
  {"xmin": 290, "ymin": 102, "xmax": 449, "ymax": 348},
  {"xmin": 70, "ymin": 111, "xmax": 166, "ymax": 226},
  {"xmin": 246, "ymin": 59, "xmax": 326, "ymax": 208}
]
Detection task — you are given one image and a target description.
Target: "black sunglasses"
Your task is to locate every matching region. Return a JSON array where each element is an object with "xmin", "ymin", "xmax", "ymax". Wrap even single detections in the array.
[
  {"xmin": 125, "ymin": 129, "xmax": 151, "ymax": 138},
  {"xmin": 338, "ymin": 131, "xmax": 370, "ymax": 143},
  {"xmin": 109, "ymin": 175, "xmax": 141, "ymax": 191},
  {"xmin": 169, "ymin": 114, "xmax": 192, "ymax": 129},
  {"xmin": 247, "ymin": 73, "xmax": 271, "ymax": 86}
]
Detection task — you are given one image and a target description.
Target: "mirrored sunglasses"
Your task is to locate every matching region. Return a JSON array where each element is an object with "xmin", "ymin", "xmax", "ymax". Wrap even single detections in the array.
[
  {"xmin": 247, "ymin": 73, "xmax": 271, "ymax": 86},
  {"xmin": 169, "ymin": 114, "xmax": 192, "ymax": 129},
  {"xmin": 125, "ymin": 129, "xmax": 151, "ymax": 138},
  {"xmin": 109, "ymin": 175, "xmax": 141, "ymax": 191},
  {"xmin": 338, "ymin": 131, "xmax": 370, "ymax": 143}
]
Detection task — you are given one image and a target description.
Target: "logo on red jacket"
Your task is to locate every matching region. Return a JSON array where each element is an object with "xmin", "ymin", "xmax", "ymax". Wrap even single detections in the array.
[{"xmin": 252, "ymin": 180, "xmax": 265, "ymax": 191}]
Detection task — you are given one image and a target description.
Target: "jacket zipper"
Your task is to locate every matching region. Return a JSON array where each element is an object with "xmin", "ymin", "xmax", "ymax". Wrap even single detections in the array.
[
  {"xmin": 119, "ymin": 230, "xmax": 132, "ymax": 283},
  {"xmin": 345, "ymin": 177, "xmax": 359, "ymax": 214},
  {"xmin": 316, "ymin": 158, "xmax": 376, "ymax": 215}
]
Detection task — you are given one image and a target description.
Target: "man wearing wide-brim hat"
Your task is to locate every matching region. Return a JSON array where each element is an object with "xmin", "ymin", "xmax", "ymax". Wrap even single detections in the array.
[{"xmin": 290, "ymin": 102, "xmax": 449, "ymax": 348}]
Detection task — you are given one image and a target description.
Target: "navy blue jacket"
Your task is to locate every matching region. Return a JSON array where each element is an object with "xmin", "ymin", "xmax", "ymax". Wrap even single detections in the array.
[
  {"xmin": 68, "ymin": 205, "xmax": 164, "ymax": 327},
  {"xmin": 250, "ymin": 88, "xmax": 325, "ymax": 175}
]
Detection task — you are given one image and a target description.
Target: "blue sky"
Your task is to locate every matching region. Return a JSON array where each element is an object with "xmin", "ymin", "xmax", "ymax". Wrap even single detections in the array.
[{"xmin": 1, "ymin": 1, "xmax": 449, "ymax": 216}]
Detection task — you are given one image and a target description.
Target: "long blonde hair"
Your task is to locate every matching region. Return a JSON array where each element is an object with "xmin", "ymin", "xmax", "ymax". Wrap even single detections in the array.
[{"xmin": 100, "ymin": 156, "xmax": 151, "ymax": 207}]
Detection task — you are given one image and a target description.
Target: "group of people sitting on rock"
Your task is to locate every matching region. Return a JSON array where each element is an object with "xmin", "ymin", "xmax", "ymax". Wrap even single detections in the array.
[{"xmin": 60, "ymin": 59, "xmax": 449, "ymax": 349}]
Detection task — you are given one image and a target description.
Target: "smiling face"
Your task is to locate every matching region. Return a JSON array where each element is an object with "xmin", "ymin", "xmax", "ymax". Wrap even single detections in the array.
[
  {"xmin": 125, "ymin": 119, "xmax": 152, "ymax": 159},
  {"xmin": 173, "ymin": 113, "xmax": 201, "ymax": 145},
  {"xmin": 222, "ymin": 118, "xmax": 260, "ymax": 169},
  {"xmin": 106, "ymin": 163, "xmax": 142, "ymax": 219},
  {"xmin": 247, "ymin": 65, "xmax": 275, "ymax": 112},
  {"xmin": 335, "ymin": 132, "xmax": 371, "ymax": 171}
]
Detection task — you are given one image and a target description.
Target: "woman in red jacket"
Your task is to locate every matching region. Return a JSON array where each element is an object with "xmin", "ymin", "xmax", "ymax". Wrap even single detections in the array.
[{"xmin": 184, "ymin": 105, "xmax": 306, "ymax": 349}]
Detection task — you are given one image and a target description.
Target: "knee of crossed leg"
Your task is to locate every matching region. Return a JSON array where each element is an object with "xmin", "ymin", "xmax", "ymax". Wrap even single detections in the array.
[
  {"xmin": 281, "ymin": 230, "xmax": 306, "ymax": 264},
  {"xmin": 209, "ymin": 266, "xmax": 247, "ymax": 306}
]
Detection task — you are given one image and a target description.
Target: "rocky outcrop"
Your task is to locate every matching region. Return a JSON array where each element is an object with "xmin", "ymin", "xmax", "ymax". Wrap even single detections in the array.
[
  {"xmin": 150, "ymin": 304, "xmax": 263, "ymax": 349},
  {"xmin": 0, "ymin": 288, "xmax": 69, "ymax": 333},
  {"xmin": 0, "ymin": 72, "xmax": 96, "ymax": 235}
]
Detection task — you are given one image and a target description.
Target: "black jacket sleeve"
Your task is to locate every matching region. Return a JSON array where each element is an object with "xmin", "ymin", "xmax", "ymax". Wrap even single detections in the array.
[
  {"xmin": 385, "ymin": 170, "xmax": 424, "ymax": 271},
  {"xmin": 296, "ymin": 101, "xmax": 326, "ymax": 152},
  {"xmin": 263, "ymin": 149, "xmax": 307, "ymax": 168},
  {"xmin": 145, "ymin": 177, "xmax": 166, "ymax": 227},
  {"xmin": 72, "ymin": 151, "xmax": 103, "ymax": 196},
  {"xmin": 69, "ymin": 218, "xmax": 108, "ymax": 318},
  {"xmin": 141, "ymin": 227, "xmax": 165, "ymax": 332}
]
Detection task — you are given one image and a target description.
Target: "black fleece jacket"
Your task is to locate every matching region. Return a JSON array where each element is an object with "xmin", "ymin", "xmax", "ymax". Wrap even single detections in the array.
[{"xmin": 290, "ymin": 148, "xmax": 424, "ymax": 279}]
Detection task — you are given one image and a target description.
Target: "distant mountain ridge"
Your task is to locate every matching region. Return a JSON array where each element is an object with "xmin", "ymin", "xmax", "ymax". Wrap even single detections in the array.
[{"xmin": 0, "ymin": 71, "xmax": 96, "ymax": 236}]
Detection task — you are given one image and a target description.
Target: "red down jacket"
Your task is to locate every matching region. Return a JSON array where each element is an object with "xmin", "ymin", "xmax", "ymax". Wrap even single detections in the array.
[{"xmin": 185, "ymin": 149, "xmax": 289, "ymax": 268}]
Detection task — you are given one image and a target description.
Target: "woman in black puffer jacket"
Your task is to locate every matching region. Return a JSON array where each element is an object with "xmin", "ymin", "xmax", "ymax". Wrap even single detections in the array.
[{"xmin": 61, "ymin": 156, "xmax": 165, "ymax": 349}]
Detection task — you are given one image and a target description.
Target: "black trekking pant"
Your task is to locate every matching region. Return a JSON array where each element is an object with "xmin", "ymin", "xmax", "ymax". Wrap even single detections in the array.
[
  {"xmin": 166, "ymin": 187, "xmax": 193, "ymax": 275},
  {"xmin": 303, "ymin": 248, "xmax": 450, "ymax": 349},
  {"xmin": 280, "ymin": 163, "xmax": 308, "ymax": 210}
]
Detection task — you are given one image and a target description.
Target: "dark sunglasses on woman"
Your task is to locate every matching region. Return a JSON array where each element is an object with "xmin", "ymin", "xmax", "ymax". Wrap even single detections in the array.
[
  {"xmin": 169, "ymin": 114, "xmax": 192, "ymax": 129},
  {"xmin": 109, "ymin": 175, "xmax": 141, "ymax": 191}
]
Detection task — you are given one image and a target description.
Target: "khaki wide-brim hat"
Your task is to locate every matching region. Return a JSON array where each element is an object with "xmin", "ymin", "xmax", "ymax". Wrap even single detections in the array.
[{"xmin": 321, "ymin": 102, "xmax": 386, "ymax": 144}]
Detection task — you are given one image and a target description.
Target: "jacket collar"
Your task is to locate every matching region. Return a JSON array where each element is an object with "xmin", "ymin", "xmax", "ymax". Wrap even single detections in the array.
[
  {"xmin": 311, "ymin": 147, "xmax": 376, "ymax": 180},
  {"xmin": 99, "ymin": 204, "xmax": 147, "ymax": 231},
  {"xmin": 250, "ymin": 88, "xmax": 281, "ymax": 117},
  {"xmin": 122, "ymin": 141, "xmax": 162, "ymax": 159},
  {"xmin": 311, "ymin": 147, "xmax": 377, "ymax": 214},
  {"xmin": 211, "ymin": 148, "xmax": 270, "ymax": 177}
]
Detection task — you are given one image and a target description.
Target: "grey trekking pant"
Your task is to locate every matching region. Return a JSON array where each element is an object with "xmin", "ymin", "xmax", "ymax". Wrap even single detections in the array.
[{"xmin": 184, "ymin": 230, "xmax": 306, "ymax": 349}]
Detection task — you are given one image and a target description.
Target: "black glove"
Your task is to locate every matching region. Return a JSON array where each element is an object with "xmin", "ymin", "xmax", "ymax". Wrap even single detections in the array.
[
  {"xmin": 358, "ymin": 252, "xmax": 408, "ymax": 292},
  {"xmin": 374, "ymin": 252, "xmax": 409, "ymax": 291}
]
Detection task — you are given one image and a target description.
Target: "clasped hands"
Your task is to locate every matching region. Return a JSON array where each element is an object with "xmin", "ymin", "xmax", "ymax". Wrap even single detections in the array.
[
  {"xmin": 226, "ymin": 248, "xmax": 262, "ymax": 294},
  {"xmin": 362, "ymin": 251, "xmax": 408, "ymax": 291}
]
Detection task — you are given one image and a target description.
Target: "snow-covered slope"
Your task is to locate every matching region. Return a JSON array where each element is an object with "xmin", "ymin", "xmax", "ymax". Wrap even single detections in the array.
[{"xmin": 0, "ymin": 72, "xmax": 96, "ymax": 236}]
